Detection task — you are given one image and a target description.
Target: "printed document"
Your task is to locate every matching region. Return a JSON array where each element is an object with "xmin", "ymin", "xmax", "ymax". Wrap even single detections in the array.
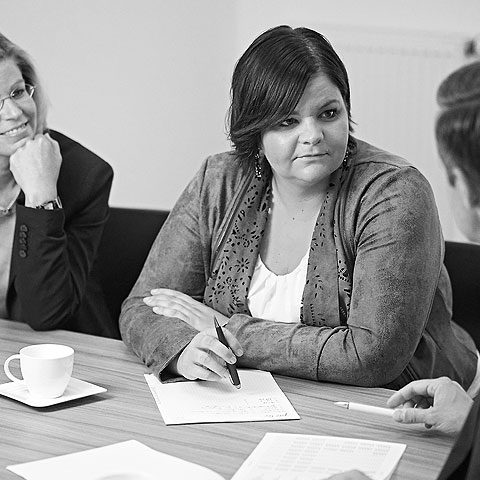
[
  {"xmin": 232, "ymin": 432, "xmax": 406, "ymax": 480},
  {"xmin": 144, "ymin": 369, "xmax": 300, "ymax": 425}
]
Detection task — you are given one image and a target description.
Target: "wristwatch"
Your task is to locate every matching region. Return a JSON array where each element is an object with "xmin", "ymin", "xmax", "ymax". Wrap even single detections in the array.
[{"xmin": 35, "ymin": 196, "xmax": 63, "ymax": 210}]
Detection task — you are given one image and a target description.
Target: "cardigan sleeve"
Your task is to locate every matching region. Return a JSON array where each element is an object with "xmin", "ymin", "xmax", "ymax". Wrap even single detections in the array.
[
  {"xmin": 120, "ymin": 160, "xmax": 209, "ymax": 380},
  {"xmin": 226, "ymin": 165, "xmax": 445, "ymax": 387}
]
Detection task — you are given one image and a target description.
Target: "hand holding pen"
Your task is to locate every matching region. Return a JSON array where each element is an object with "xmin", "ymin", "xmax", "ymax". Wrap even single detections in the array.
[{"xmin": 175, "ymin": 318, "xmax": 243, "ymax": 383}]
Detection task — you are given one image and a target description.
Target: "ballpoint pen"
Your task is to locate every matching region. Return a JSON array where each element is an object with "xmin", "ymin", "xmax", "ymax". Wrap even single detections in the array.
[
  {"xmin": 334, "ymin": 401, "xmax": 395, "ymax": 417},
  {"xmin": 213, "ymin": 316, "xmax": 241, "ymax": 389}
]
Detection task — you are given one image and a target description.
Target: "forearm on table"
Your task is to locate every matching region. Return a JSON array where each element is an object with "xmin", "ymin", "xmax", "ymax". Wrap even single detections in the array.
[
  {"xmin": 120, "ymin": 299, "xmax": 197, "ymax": 379},
  {"xmin": 226, "ymin": 313, "xmax": 420, "ymax": 386}
]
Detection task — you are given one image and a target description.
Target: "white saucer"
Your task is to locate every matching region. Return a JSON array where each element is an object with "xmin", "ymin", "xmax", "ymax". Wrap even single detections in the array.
[{"xmin": 0, "ymin": 377, "xmax": 107, "ymax": 407}]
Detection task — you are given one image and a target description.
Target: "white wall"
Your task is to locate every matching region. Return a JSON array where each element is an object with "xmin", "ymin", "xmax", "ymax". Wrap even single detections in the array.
[
  {"xmin": 2, "ymin": 0, "xmax": 480, "ymax": 239},
  {"xmin": 1, "ymin": 0, "xmax": 234, "ymax": 210}
]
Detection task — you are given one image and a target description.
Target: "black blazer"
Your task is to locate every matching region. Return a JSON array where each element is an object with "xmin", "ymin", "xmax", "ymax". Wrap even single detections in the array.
[{"xmin": 7, "ymin": 130, "xmax": 118, "ymax": 338}]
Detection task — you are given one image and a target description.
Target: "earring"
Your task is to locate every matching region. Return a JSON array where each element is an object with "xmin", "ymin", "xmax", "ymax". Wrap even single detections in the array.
[
  {"xmin": 343, "ymin": 140, "xmax": 353, "ymax": 165},
  {"xmin": 254, "ymin": 152, "xmax": 262, "ymax": 179}
]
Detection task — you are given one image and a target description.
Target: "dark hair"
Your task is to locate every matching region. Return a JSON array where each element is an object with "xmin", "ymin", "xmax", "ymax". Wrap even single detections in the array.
[
  {"xmin": 229, "ymin": 25, "xmax": 353, "ymax": 162},
  {"xmin": 436, "ymin": 61, "xmax": 480, "ymax": 205},
  {"xmin": 0, "ymin": 32, "xmax": 48, "ymax": 133}
]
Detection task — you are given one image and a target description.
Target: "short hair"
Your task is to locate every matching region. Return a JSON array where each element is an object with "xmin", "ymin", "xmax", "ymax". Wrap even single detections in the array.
[
  {"xmin": 0, "ymin": 32, "xmax": 48, "ymax": 133},
  {"xmin": 229, "ymin": 25, "xmax": 354, "ymax": 162},
  {"xmin": 436, "ymin": 61, "xmax": 480, "ymax": 205}
]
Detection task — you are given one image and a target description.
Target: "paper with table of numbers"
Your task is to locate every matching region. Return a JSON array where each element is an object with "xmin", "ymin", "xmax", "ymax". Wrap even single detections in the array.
[
  {"xmin": 144, "ymin": 369, "xmax": 300, "ymax": 425},
  {"xmin": 231, "ymin": 432, "xmax": 406, "ymax": 480}
]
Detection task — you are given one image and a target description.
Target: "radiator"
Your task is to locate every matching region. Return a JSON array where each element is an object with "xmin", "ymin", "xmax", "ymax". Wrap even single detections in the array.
[{"xmin": 318, "ymin": 24, "xmax": 469, "ymax": 240}]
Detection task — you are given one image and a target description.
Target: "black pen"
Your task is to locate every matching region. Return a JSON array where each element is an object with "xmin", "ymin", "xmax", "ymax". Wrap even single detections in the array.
[{"xmin": 213, "ymin": 316, "xmax": 241, "ymax": 389}]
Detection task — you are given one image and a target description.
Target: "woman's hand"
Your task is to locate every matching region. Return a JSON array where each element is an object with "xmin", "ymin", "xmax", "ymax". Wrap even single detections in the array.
[
  {"xmin": 173, "ymin": 328, "xmax": 243, "ymax": 381},
  {"xmin": 143, "ymin": 288, "xmax": 229, "ymax": 330},
  {"xmin": 9, "ymin": 133, "xmax": 62, "ymax": 207},
  {"xmin": 387, "ymin": 377, "xmax": 473, "ymax": 435}
]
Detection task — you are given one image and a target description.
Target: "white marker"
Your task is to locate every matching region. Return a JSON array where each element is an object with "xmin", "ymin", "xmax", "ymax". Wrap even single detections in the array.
[{"xmin": 334, "ymin": 401, "xmax": 395, "ymax": 417}]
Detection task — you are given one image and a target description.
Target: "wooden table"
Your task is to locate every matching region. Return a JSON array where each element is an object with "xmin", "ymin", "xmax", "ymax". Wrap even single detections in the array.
[{"xmin": 0, "ymin": 319, "xmax": 454, "ymax": 479}]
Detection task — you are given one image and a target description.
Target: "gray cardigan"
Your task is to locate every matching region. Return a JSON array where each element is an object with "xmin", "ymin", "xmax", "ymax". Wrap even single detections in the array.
[{"xmin": 120, "ymin": 139, "xmax": 477, "ymax": 390}]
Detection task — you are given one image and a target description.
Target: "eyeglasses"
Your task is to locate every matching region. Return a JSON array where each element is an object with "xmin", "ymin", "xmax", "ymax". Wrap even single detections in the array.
[{"xmin": 0, "ymin": 84, "xmax": 35, "ymax": 113}]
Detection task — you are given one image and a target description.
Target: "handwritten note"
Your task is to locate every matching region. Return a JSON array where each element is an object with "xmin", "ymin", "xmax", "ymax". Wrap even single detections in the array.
[
  {"xmin": 144, "ymin": 369, "xmax": 300, "ymax": 425},
  {"xmin": 231, "ymin": 433, "xmax": 406, "ymax": 480}
]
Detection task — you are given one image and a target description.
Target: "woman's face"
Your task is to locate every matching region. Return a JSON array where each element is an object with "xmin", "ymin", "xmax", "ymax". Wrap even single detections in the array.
[
  {"xmin": 261, "ymin": 73, "xmax": 349, "ymax": 190},
  {"xmin": 0, "ymin": 59, "xmax": 37, "ymax": 162}
]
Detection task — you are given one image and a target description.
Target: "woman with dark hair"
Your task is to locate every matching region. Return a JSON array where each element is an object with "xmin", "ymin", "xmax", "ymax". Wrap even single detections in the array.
[
  {"xmin": 0, "ymin": 32, "xmax": 115, "ymax": 337},
  {"xmin": 120, "ymin": 26, "xmax": 477, "ymax": 389}
]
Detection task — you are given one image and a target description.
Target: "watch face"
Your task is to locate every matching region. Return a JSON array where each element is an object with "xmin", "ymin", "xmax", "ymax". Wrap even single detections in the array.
[{"xmin": 36, "ymin": 197, "xmax": 62, "ymax": 210}]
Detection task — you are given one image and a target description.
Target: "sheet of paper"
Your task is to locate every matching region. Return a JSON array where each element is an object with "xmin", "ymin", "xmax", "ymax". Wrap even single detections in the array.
[
  {"xmin": 7, "ymin": 440, "xmax": 224, "ymax": 480},
  {"xmin": 231, "ymin": 433, "xmax": 406, "ymax": 480},
  {"xmin": 144, "ymin": 369, "xmax": 300, "ymax": 425}
]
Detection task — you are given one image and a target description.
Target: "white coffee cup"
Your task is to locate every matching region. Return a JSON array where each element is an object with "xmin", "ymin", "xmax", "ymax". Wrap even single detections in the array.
[{"xmin": 4, "ymin": 344, "xmax": 74, "ymax": 398}]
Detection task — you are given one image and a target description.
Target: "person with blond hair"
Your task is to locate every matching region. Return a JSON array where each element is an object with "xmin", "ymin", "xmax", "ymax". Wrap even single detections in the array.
[{"xmin": 0, "ymin": 32, "xmax": 115, "ymax": 337}]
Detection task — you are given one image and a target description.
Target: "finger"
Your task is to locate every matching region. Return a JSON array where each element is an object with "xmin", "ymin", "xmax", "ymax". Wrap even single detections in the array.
[
  {"xmin": 144, "ymin": 294, "xmax": 206, "ymax": 317},
  {"xmin": 152, "ymin": 306, "xmax": 189, "ymax": 322},
  {"xmin": 387, "ymin": 379, "xmax": 434, "ymax": 407},
  {"xmin": 393, "ymin": 407, "xmax": 429, "ymax": 425},
  {"xmin": 177, "ymin": 347, "xmax": 224, "ymax": 382},
  {"xmin": 184, "ymin": 362, "xmax": 224, "ymax": 382},
  {"xmin": 222, "ymin": 329, "xmax": 244, "ymax": 356},
  {"xmin": 200, "ymin": 336, "xmax": 237, "ymax": 365},
  {"xmin": 150, "ymin": 289, "xmax": 196, "ymax": 305},
  {"xmin": 194, "ymin": 350, "xmax": 229, "ymax": 379},
  {"xmin": 415, "ymin": 398, "xmax": 432, "ymax": 409}
]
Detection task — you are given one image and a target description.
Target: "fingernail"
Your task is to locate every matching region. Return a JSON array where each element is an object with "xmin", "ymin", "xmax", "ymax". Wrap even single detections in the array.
[
  {"xmin": 151, "ymin": 289, "xmax": 160, "ymax": 294},
  {"xmin": 237, "ymin": 349, "xmax": 243, "ymax": 356},
  {"xmin": 143, "ymin": 297, "xmax": 152, "ymax": 305}
]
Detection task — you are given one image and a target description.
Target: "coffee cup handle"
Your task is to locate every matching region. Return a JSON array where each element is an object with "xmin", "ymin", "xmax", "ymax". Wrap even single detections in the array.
[{"xmin": 4, "ymin": 354, "xmax": 23, "ymax": 383}]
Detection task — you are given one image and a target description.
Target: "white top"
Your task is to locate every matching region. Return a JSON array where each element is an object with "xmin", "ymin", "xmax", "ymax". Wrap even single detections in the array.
[{"xmin": 247, "ymin": 251, "xmax": 309, "ymax": 323}]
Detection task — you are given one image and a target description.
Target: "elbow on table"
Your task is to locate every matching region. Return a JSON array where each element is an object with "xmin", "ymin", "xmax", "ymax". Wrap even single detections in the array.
[
  {"xmin": 344, "ymin": 351, "xmax": 411, "ymax": 387},
  {"xmin": 16, "ymin": 302, "xmax": 78, "ymax": 332}
]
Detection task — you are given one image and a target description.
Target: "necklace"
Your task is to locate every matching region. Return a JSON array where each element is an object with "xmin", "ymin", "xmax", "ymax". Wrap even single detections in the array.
[{"xmin": 0, "ymin": 185, "xmax": 20, "ymax": 217}]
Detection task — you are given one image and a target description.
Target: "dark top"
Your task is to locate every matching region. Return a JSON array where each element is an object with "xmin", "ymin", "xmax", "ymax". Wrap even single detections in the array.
[
  {"xmin": 7, "ymin": 130, "xmax": 117, "ymax": 338},
  {"xmin": 439, "ymin": 396, "xmax": 480, "ymax": 480}
]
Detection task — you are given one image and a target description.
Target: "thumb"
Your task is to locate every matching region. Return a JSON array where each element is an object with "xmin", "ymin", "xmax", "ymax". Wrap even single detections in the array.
[{"xmin": 393, "ymin": 407, "xmax": 428, "ymax": 425}]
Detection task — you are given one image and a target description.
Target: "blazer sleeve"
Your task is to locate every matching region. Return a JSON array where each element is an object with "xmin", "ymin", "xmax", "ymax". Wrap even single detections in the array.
[{"xmin": 10, "ymin": 134, "xmax": 113, "ymax": 330}]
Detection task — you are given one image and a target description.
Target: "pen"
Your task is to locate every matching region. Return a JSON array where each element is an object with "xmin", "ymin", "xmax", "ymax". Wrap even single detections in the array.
[
  {"xmin": 334, "ymin": 401, "xmax": 395, "ymax": 417},
  {"xmin": 214, "ymin": 316, "xmax": 241, "ymax": 389}
]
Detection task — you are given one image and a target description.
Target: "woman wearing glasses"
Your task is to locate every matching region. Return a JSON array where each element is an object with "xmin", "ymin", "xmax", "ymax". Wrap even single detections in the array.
[{"xmin": 0, "ymin": 33, "xmax": 115, "ymax": 337}]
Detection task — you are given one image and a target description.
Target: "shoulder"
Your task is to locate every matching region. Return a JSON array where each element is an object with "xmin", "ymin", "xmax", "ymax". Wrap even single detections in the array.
[
  {"xmin": 192, "ymin": 150, "xmax": 252, "ymax": 195},
  {"xmin": 347, "ymin": 138, "xmax": 433, "ymax": 196},
  {"xmin": 50, "ymin": 129, "xmax": 113, "ymax": 179}
]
